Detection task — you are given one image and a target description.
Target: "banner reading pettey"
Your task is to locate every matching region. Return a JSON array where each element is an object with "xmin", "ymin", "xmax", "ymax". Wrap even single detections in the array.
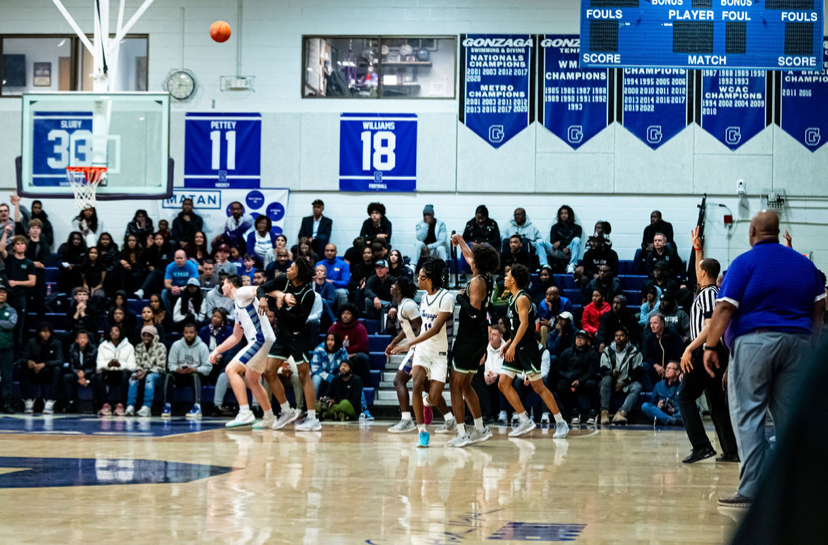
[
  {"xmin": 540, "ymin": 35, "xmax": 609, "ymax": 150},
  {"xmin": 781, "ymin": 39, "xmax": 828, "ymax": 152},
  {"xmin": 622, "ymin": 68, "xmax": 688, "ymax": 150},
  {"xmin": 461, "ymin": 34, "xmax": 534, "ymax": 149},
  {"xmin": 700, "ymin": 70, "xmax": 767, "ymax": 151}
]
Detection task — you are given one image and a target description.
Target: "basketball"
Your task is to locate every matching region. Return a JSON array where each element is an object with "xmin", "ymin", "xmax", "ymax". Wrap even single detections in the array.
[{"xmin": 210, "ymin": 20, "xmax": 231, "ymax": 43}]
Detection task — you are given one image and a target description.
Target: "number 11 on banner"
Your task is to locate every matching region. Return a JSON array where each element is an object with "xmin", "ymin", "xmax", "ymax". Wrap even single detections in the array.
[{"xmin": 339, "ymin": 113, "xmax": 417, "ymax": 193}]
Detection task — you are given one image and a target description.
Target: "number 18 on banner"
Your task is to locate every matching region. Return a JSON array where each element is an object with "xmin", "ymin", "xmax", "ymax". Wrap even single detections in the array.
[{"xmin": 339, "ymin": 113, "xmax": 417, "ymax": 192}]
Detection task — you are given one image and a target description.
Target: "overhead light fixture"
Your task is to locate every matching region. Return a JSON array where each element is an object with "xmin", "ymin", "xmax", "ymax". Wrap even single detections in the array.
[{"xmin": 57, "ymin": 39, "xmax": 67, "ymax": 48}]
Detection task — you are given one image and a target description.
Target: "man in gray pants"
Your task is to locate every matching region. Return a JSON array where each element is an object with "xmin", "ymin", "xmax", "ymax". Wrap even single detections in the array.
[{"xmin": 703, "ymin": 211, "xmax": 826, "ymax": 508}]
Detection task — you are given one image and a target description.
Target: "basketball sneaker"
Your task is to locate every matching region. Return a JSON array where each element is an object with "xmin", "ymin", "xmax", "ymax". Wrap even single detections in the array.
[
  {"xmin": 388, "ymin": 419, "xmax": 417, "ymax": 433},
  {"xmin": 296, "ymin": 417, "xmax": 322, "ymax": 432},
  {"xmin": 98, "ymin": 403, "xmax": 111, "ymax": 416},
  {"xmin": 448, "ymin": 433, "xmax": 472, "ymax": 448},
  {"xmin": 272, "ymin": 408, "xmax": 299, "ymax": 430},
  {"xmin": 137, "ymin": 406, "xmax": 151, "ymax": 417},
  {"xmin": 509, "ymin": 418, "xmax": 536, "ymax": 438},
  {"xmin": 434, "ymin": 417, "xmax": 457, "ymax": 434},
  {"xmin": 252, "ymin": 412, "xmax": 275, "ymax": 429},
  {"xmin": 417, "ymin": 430, "xmax": 430, "ymax": 448},
  {"xmin": 541, "ymin": 412, "xmax": 551, "ymax": 426},
  {"xmin": 124, "ymin": 405, "xmax": 135, "ymax": 416},
  {"xmin": 469, "ymin": 426, "xmax": 493, "ymax": 444},
  {"xmin": 497, "ymin": 411, "xmax": 508, "ymax": 424},
  {"xmin": 43, "ymin": 400, "xmax": 55, "ymax": 415},
  {"xmin": 161, "ymin": 403, "xmax": 172, "ymax": 419},
  {"xmin": 553, "ymin": 420, "xmax": 570, "ymax": 439},
  {"xmin": 359, "ymin": 410, "xmax": 375, "ymax": 421},
  {"xmin": 114, "ymin": 404, "xmax": 125, "ymax": 416},
  {"xmin": 570, "ymin": 415, "xmax": 580, "ymax": 425},
  {"xmin": 186, "ymin": 405, "xmax": 202, "ymax": 420},
  {"xmin": 225, "ymin": 410, "xmax": 255, "ymax": 428}
]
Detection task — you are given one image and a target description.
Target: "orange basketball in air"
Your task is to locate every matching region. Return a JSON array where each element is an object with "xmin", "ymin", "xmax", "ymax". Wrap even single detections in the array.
[{"xmin": 210, "ymin": 20, "xmax": 232, "ymax": 43}]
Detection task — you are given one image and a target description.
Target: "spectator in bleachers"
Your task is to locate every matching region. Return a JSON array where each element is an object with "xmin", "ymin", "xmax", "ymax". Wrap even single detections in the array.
[
  {"xmin": 349, "ymin": 246, "xmax": 376, "ymax": 299},
  {"xmin": 224, "ymin": 201, "xmax": 254, "ymax": 250},
  {"xmin": 318, "ymin": 359, "xmax": 363, "ymax": 422},
  {"xmin": 551, "ymin": 330, "xmax": 600, "ymax": 425},
  {"xmin": 343, "ymin": 237, "xmax": 364, "ymax": 268},
  {"xmin": 0, "ymin": 203, "xmax": 12, "ymax": 234},
  {"xmin": 163, "ymin": 322, "xmax": 212, "ymax": 419},
  {"xmin": 312, "ymin": 265, "xmax": 337, "ymax": 328},
  {"xmin": 646, "ymin": 233, "xmax": 683, "ymax": 280},
  {"xmin": 117, "ymin": 235, "xmax": 147, "ymax": 294},
  {"xmin": 57, "ymin": 231, "xmax": 86, "ymax": 294},
  {"xmin": 246, "ymin": 215, "xmax": 277, "ymax": 264},
  {"xmin": 95, "ymin": 232, "xmax": 120, "ymax": 296},
  {"xmin": 61, "ymin": 329, "xmax": 96, "ymax": 413},
  {"xmin": 295, "ymin": 237, "xmax": 319, "ymax": 266},
  {"xmin": 253, "ymin": 269, "xmax": 266, "ymax": 287},
  {"xmin": 138, "ymin": 305, "xmax": 166, "ymax": 347},
  {"xmin": 327, "ymin": 303, "xmax": 371, "ymax": 386},
  {"xmin": 125, "ymin": 209, "xmax": 154, "ymax": 245},
  {"xmin": 582, "ymin": 290, "xmax": 611, "ymax": 340},
  {"xmin": 24, "ymin": 218, "xmax": 49, "ymax": 323},
  {"xmin": 134, "ymin": 232, "xmax": 173, "ymax": 299},
  {"xmin": 463, "ymin": 205, "xmax": 501, "ymax": 252},
  {"xmin": 95, "ymin": 324, "xmax": 135, "ymax": 416},
  {"xmin": 125, "ymin": 324, "xmax": 166, "ymax": 417},
  {"xmin": 414, "ymin": 204, "xmax": 449, "ymax": 265},
  {"xmin": 171, "ymin": 198, "xmax": 203, "ymax": 250},
  {"xmin": 599, "ymin": 326, "xmax": 644, "ymax": 426},
  {"xmin": 298, "ymin": 199, "xmax": 332, "ymax": 256},
  {"xmin": 204, "ymin": 274, "xmax": 234, "ymax": 320},
  {"xmin": 239, "ymin": 254, "xmax": 256, "ymax": 283},
  {"xmin": 73, "ymin": 206, "xmax": 102, "ymax": 248},
  {"xmin": 157, "ymin": 220, "xmax": 173, "ymax": 244},
  {"xmin": 641, "ymin": 314, "xmax": 683, "ymax": 391},
  {"xmin": 310, "ymin": 332, "xmax": 348, "ymax": 398},
  {"xmin": 228, "ymin": 245, "xmax": 243, "ymax": 268},
  {"xmin": 581, "ymin": 233, "xmax": 619, "ymax": 278},
  {"xmin": 371, "ymin": 241, "xmax": 389, "ymax": 263},
  {"xmin": 185, "ymin": 231, "xmax": 209, "ymax": 271},
  {"xmin": 107, "ymin": 308, "xmax": 133, "ymax": 345},
  {"xmin": 597, "ymin": 295, "xmax": 640, "ymax": 353},
  {"xmin": 201, "ymin": 309, "xmax": 235, "ymax": 416},
  {"xmin": 68, "ymin": 287, "xmax": 98, "ymax": 341},
  {"xmin": 172, "ymin": 278, "xmax": 207, "ymax": 331},
  {"xmin": 0, "ymin": 284, "xmax": 15, "ymax": 414},
  {"xmin": 502, "ymin": 235, "xmax": 532, "ymax": 273},
  {"xmin": 547, "ymin": 311, "xmax": 576, "ymax": 361},
  {"xmin": 10, "ymin": 195, "xmax": 53, "ymax": 248},
  {"xmin": 148, "ymin": 294, "xmax": 173, "ymax": 332},
  {"xmin": 641, "ymin": 261, "xmax": 679, "ymax": 303},
  {"xmin": 641, "ymin": 210, "xmax": 675, "ymax": 253},
  {"xmin": 538, "ymin": 287, "xmax": 572, "ymax": 343},
  {"xmin": 199, "ymin": 261, "xmax": 216, "ymax": 290},
  {"xmin": 529, "ymin": 267, "xmax": 558, "ymax": 305},
  {"xmin": 360, "ymin": 202, "xmax": 392, "ymax": 245},
  {"xmin": 264, "ymin": 247, "xmax": 291, "ymax": 280},
  {"xmin": 212, "ymin": 244, "xmax": 238, "ymax": 280},
  {"xmin": 547, "ymin": 205, "xmax": 583, "ymax": 274},
  {"xmin": 387, "ymin": 249, "xmax": 411, "ymax": 280},
  {"xmin": 501, "ymin": 207, "xmax": 541, "ymax": 257},
  {"xmin": 593, "ymin": 220, "xmax": 611, "ymax": 238},
  {"xmin": 657, "ymin": 292, "xmax": 691, "ymax": 343},
  {"xmin": 318, "ymin": 244, "xmax": 350, "ymax": 309},
  {"xmin": 641, "ymin": 360, "xmax": 682, "ymax": 426},
  {"xmin": 272, "ymin": 234, "xmax": 292, "ymax": 262},
  {"xmin": 480, "ymin": 324, "xmax": 507, "ymax": 423},
  {"xmin": 108, "ymin": 291, "xmax": 137, "ymax": 336},
  {"xmin": 20, "ymin": 323, "xmax": 63, "ymax": 414},
  {"xmin": 3, "ymin": 235, "xmax": 36, "ymax": 349},
  {"xmin": 161, "ymin": 249, "xmax": 199, "ymax": 310},
  {"xmin": 638, "ymin": 285, "xmax": 662, "ymax": 328},
  {"xmin": 364, "ymin": 259, "xmax": 394, "ymax": 321},
  {"xmin": 581, "ymin": 264, "xmax": 623, "ymax": 304}
]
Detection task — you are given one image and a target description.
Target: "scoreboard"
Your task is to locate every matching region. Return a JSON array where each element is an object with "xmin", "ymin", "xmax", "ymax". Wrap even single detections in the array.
[{"xmin": 580, "ymin": 0, "xmax": 823, "ymax": 70}]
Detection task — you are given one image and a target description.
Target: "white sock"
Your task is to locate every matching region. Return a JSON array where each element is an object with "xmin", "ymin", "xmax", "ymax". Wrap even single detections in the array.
[
  {"xmin": 264, "ymin": 408, "xmax": 274, "ymax": 418},
  {"xmin": 553, "ymin": 412, "xmax": 564, "ymax": 424},
  {"xmin": 239, "ymin": 404, "xmax": 250, "ymax": 414},
  {"xmin": 280, "ymin": 401, "xmax": 290, "ymax": 413},
  {"xmin": 307, "ymin": 410, "xmax": 316, "ymax": 420},
  {"xmin": 518, "ymin": 411, "xmax": 529, "ymax": 423},
  {"xmin": 457, "ymin": 424, "xmax": 466, "ymax": 437},
  {"xmin": 418, "ymin": 424, "xmax": 427, "ymax": 433},
  {"xmin": 474, "ymin": 417, "xmax": 484, "ymax": 432},
  {"xmin": 445, "ymin": 413, "xmax": 455, "ymax": 423},
  {"xmin": 401, "ymin": 411, "xmax": 411, "ymax": 421}
]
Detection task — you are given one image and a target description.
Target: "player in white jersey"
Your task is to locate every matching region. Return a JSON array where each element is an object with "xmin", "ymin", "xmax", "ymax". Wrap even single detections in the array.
[
  {"xmin": 392, "ymin": 259, "xmax": 456, "ymax": 448},
  {"xmin": 208, "ymin": 275, "xmax": 276, "ymax": 428}
]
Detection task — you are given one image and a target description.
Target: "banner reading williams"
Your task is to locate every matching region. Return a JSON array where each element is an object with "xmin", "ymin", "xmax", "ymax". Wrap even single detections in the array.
[
  {"xmin": 700, "ymin": 70, "xmax": 768, "ymax": 151},
  {"xmin": 460, "ymin": 34, "xmax": 535, "ymax": 149},
  {"xmin": 781, "ymin": 39, "xmax": 828, "ymax": 152},
  {"xmin": 540, "ymin": 34, "xmax": 610, "ymax": 150}
]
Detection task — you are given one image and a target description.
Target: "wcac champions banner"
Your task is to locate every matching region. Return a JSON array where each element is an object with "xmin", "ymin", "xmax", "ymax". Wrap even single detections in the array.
[
  {"xmin": 162, "ymin": 188, "xmax": 289, "ymax": 237},
  {"xmin": 339, "ymin": 113, "xmax": 417, "ymax": 192},
  {"xmin": 700, "ymin": 70, "xmax": 767, "ymax": 151},
  {"xmin": 540, "ymin": 35, "xmax": 609, "ymax": 150},
  {"xmin": 781, "ymin": 39, "xmax": 828, "ymax": 152},
  {"xmin": 622, "ymin": 68, "xmax": 688, "ymax": 150},
  {"xmin": 185, "ymin": 112, "xmax": 262, "ymax": 189},
  {"xmin": 461, "ymin": 34, "xmax": 535, "ymax": 149}
]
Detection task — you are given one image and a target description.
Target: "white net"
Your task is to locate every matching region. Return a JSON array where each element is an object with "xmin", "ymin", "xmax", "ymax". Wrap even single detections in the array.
[{"xmin": 66, "ymin": 168, "xmax": 105, "ymax": 210}]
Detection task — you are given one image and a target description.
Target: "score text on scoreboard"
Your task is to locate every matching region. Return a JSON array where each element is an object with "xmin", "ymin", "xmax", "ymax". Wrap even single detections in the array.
[{"xmin": 580, "ymin": 0, "xmax": 823, "ymax": 71}]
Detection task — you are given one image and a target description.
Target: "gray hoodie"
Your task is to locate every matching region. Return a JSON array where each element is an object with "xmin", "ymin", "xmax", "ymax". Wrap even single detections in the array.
[
  {"xmin": 501, "ymin": 215, "xmax": 542, "ymax": 243},
  {"xmin": 167, "ymin": 336, "xmax": 212, "ymax": 375},
  {"xmin": 599, "ymin": 341, "xmax": 643, "ymax": 392},
  {"xmin": 204, "ymin": 285, "xmax": 235, "ymax": 320}
]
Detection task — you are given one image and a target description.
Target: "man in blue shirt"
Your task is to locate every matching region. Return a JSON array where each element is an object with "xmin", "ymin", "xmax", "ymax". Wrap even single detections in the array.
[
  {"xmin": 704, "ymin": 211, "xmax": 826, "ymax": 508},
  {"xmin": 163, "ymin": 250, "xmax": 199, "ymax": 310},
  {"xmin": 641, "ymin": 360, "xmax": 682, "ymax": 425},
  {"xmin": 317, "ymin": 243, "xmax": 350, "ymax": 310}
]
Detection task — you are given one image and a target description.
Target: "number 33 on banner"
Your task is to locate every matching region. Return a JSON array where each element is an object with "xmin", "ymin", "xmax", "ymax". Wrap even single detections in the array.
[{"xmin": 339, "ymin": 113, "xmax": 417, "ymax": 193}]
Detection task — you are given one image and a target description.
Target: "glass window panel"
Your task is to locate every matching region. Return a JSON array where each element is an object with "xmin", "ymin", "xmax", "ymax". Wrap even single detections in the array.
[
  {"xmin": 1, "ymin": 37, "xmax": 73, "ymax": 96},
  {"xmin": 379, "ymin": 37, "xmax": 456, "ymax": 99},
  {"xmin": 304, "ymin": 37, "xmax": 381, "ymax": 98}
]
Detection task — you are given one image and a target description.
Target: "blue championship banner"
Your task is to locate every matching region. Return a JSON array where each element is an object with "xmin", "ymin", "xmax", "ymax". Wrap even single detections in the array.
[
  {"xmin": 540, "ymin": 35, "xmax": 609, "ymax": 150},
  {"xmin": 700, "ymin": 70, "xmax": 767, "ymax": 151},
  {"xmin": 461, "ymin": 34, "xmax": 535, "ymax": 149},
  {"xmin": 622, "ymin": 68, "xmax": 688, "ymax": 150},
  {"xmin": 32, "ymin": 111, "xmax": 93, "ymax": 186},
  {"xmin": 184, "ymin": 112, "xmax": 262, "ymax": 189},
  {"xmin": 339, "ymin": 113, "xmax": 417, "ymax": 192},
  {"xmin": 781, "ymin": 39, "xmax": 828, "ymax": 152}
]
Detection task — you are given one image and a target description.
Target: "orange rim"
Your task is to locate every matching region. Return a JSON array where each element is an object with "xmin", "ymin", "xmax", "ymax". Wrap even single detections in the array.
[{"xmin": 66, "ymin": 166, "xmax": 107, "ymax": 184}]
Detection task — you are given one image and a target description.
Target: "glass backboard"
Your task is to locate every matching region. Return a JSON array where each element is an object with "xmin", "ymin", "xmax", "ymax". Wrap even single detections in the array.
[{"xmin": 17, "ymin": 92, "xmax": 172, "ymax": 199}]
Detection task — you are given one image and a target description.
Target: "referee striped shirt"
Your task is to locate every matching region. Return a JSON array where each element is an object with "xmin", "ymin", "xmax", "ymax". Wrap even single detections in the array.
[{"xmin": 691, "ymin": 285, "xmax": 718, "ymax": 340}]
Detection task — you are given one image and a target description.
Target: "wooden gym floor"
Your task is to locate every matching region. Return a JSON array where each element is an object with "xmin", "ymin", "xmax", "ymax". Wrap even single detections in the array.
[{"xmin": 0, "ymin": 415, "xmax": 742, "ymax": 544}]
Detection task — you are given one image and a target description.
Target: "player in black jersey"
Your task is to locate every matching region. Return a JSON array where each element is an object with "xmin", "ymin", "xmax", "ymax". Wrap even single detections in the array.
[
  {"xmin": 447, "ymin": 235, "xmax": 499, "ymax": 448},
  {"xmin": 256, "ymin": 257, "xmax": 322, "ymax": 431},
  {"xmin": 499, "ymin": 264, "xmax": 569, "ymax": 438}
]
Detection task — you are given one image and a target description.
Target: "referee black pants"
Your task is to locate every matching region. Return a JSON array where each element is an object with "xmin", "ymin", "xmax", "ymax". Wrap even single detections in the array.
[{"xmin": 679, "ymin": 347, "xmax": 738, "ymax": 455}]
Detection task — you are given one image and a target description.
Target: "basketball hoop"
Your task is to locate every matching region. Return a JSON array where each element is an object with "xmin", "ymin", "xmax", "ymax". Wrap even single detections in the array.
[{"xmin": 66, "ymin": 166, "xmax": 107, "ymax": 210}]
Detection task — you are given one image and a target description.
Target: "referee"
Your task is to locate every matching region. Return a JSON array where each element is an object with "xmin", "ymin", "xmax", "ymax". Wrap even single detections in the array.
[
  {"xmin": 703, "ymin": 211, "xmax": 826, "ymax": 508},
  {"xmin": 678, "ymin": 227, "xmax": 738, "ymax": 464}
]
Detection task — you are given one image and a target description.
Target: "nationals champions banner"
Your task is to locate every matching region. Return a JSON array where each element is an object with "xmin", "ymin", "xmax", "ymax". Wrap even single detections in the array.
[
  {"xmin": 622, "ymin": 68, "xmax": 689, "ymax": 150},
  {"xmin": 540, "ymin": 35, "xmax": 609, "ymax": 150},
  {"xmin": 781, "ymin": 39, "xmax": 828, "ymax": 152},
  {"xmin": 700, "ymin": 70, "xmax": 767, "ymax": 151},
  {"xmin": 161, "ymin": 188, "xmax": 289, "ymax": 237},
  {"xmin": 460, "ymin": 34, "xmax": 535, "ymax": 149}
]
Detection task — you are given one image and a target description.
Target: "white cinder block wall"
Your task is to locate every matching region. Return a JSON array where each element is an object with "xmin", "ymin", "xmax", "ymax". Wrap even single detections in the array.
[{"xmin": 0, "ymin": 0, "xmax": 826, "ymax": 271}]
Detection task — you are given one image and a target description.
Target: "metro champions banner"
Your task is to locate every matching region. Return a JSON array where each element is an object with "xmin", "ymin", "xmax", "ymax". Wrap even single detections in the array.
[
  {"xmin": 621, "ymin": 68, "xmax": 689, "ymax": 150},
  {"xmin": 540, "ymin": 35, "xmax": 609, "ymax": 150},
  {"xmin": 700, "ymin": 70, "xmax": 767, "ymax": 151},
  {"xmin": 460, "ymin": 34, "xmax": 535, "ymax": 149},
  {"xmin": 781, "ymin": 38, "xmax": 828, "ymax": 153}
]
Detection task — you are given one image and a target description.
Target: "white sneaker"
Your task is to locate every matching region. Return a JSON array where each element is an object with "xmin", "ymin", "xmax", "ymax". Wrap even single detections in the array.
[
  {"xmin": 497, "ymin": 411, "xmax": 508, "ymax": 424},
  {"xmin": 388, "ymin": 419, "xmax": 417, "ymax": 433},
  {"xmin": 509, "ymin": 418, "xmax": 536, "ymax": 437},
  {"xmin": 541, "ymin": 412, "xmax": 551, "ymax": 425},
  {"xmin": 124, "ymin": 405, "xmax": 135, "ymax": 416},
  {"xmin": 43, "ymin": 400, "xmax": 56, "ymax": 415},
  {"xmin": 586, "ymin": 415, "xmax": 596, "ymax": 426},
  {"xmin": 570, "ymin": 415, "xmax": 580, "ymax": 425},
  {"xmin": 137, "ymin": 406, "xmax": 151, "ymax": 417},
  {"xmin": 469, "ymin": 426, "xmax": 493, "ymax": 444},
  {"xmin": 553, "ymin": 420, "xmax": 570, "ymax": 439},
  {"xmin": 252, "ymin": 412, "xmax": 276, "ymax": 430},
  {"xmin": 296, "ymin": 417, "xmax": 322, "ymax": 432},
  {"xmin": 272, "ymin": 408, "xmax": 300, "ymax": 430},
  {"xmin": 24, "ymin": 399, "xmax": 34, "ymax": 414},
  {"xmin": 511, "ymin": 413, "xmax": 520, "ymax": 427},
  {"xmin": 434, "ymin": 418, "xmax": 457, "ymax": 434},
  {"xmin": 133, "ymin": 289, "xmax": 144, "ymax": 299},
  {"xmin": 566, "ymin": 263, "xmax": 576, "ymax": 274},
  {"xmin": 225, "ymin": 410, "xmax": 256, "ymax": 428},
  {"xmin": 448, "ymin": 433, "xmax": 472, "ymax": 448}
]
